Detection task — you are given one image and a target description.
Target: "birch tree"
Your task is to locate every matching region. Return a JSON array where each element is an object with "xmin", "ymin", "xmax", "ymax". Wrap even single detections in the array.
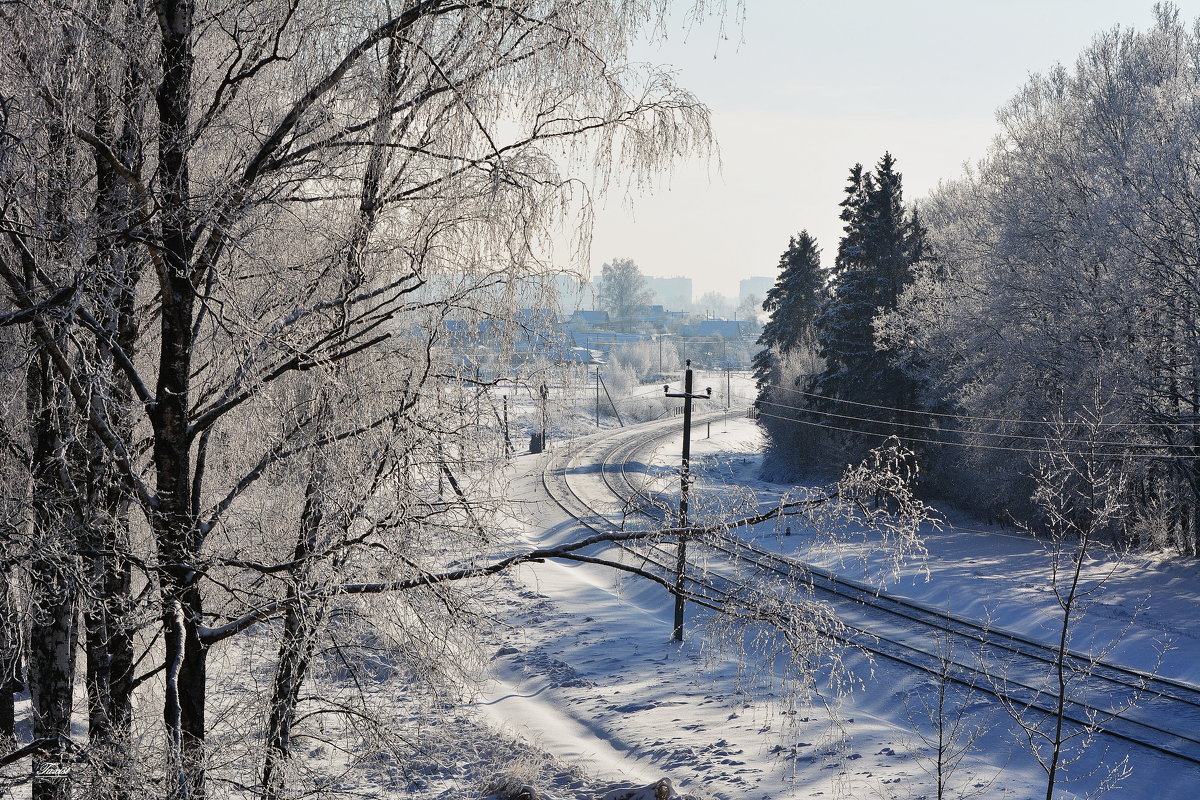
[{"xmin": 0, "ymin": 1, "xmax": 712, "ymax": 797}]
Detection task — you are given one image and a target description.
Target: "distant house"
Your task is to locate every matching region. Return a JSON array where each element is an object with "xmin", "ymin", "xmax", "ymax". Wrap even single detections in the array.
[
  {"xmin": 439, "ymin": 308, "xmax": 585, "ymax": 368},
  {"xmin": 561, "ymin": 347, "xmax": 594, "ymax": 364},
  {"xmin": 679, "ymin": 319, "xmax": 753, "ymax": 339},
  {"xmin": 632, "ymin": 304, "xmax": 670, "ymax": 328},
  {"xmin": 563, "ymin": 329, "xmax": 645, "ymax": 351},
  {"xmin": 568, "ymin": 309, "xmax": 610, "ymax": 328}
]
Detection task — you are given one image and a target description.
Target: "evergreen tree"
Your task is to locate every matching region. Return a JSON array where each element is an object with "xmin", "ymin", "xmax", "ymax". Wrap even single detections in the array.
[
  {"xmin": 806, "ymin": 153, "xmax": 929, "ymax": 458},
  {"xmin": 752, "ymin": 231, "xmax": 824, "ymax": 394}
]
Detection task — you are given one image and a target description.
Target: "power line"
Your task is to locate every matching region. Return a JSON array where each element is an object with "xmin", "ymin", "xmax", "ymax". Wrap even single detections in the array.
[
  {"xmin": 754, "ymin": 394, "xmax": 1200, "ymax": 451},
  {"xmin": 750, "ymin": 408, "xmax": 1200, "ymax": 461},
  {"xmin": 755, "ymin": 377, "xmax": 1180, "ymax": 429}
]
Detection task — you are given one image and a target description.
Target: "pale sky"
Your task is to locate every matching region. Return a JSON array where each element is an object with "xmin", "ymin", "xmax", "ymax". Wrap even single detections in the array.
[{"xmin": 587, "ymin": 0, "xmax": 1200, "ymax": 298}]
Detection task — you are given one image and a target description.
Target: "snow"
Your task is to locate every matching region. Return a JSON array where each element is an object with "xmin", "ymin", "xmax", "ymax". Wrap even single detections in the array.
[
  {"xmin": 6, "ymin": 373, "xmax": 1195, "ymax": 798},
  {"xmin": 479, "ymin": 411, "xmax": 1200, "ymax": 799}
]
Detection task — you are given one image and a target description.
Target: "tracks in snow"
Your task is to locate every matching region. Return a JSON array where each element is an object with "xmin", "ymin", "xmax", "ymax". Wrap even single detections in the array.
[{"xmin": 538, "ymin": 415, "xmax": 1200, "ymax": 767}]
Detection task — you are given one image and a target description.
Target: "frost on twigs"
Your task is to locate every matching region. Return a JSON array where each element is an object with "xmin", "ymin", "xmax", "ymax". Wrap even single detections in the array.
[
  {"xmin": 900, "ymin": 632, "xmax": 998, "ymax": 800},
  {"xmin": 989, "ymin": 410, "xmax": 1144, "ymax": 800},
  {"xmin": 804, "ymin": 437, "xmax": 936, "ymax": 586},
  {"xmin": 679, "ymin": 440, "xmax": 936, "ymax": 742},
  {"xmin": 694, "ymin": 574, "xmax": 852, "ymax": 708}
]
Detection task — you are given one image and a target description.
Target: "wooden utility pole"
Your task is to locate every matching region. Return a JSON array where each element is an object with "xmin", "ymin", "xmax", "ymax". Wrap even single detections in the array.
[
  {"xmin": 539, "ymin": 382, "xmax": 549, "ymax": 451},
  {"xmin": 663, "ymin": 359, "xmax": 711, "ymax": 642},
  {"xmin": 502, "ymin": 395, "xmax": 513, "ymax": 456}
]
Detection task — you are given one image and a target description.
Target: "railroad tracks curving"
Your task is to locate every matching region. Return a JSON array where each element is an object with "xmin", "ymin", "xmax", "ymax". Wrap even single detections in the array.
[{"xmin": 538, "ymin": 414, "xmax": 1200, "ymax": 767}]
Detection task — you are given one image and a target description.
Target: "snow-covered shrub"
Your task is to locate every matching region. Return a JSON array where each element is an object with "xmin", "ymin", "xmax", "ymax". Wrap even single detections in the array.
[
  {"xmin": 598, "ymin": 361, "xmax": 669, "ymax": 422},
  {"xmin": 609, "ymin": 339, "xmax": 680, "ymax": 380},
  {"xmin": 756, "ymin": 345, "xmax": 834, "ymax": 482},
  {"xmin": 619, "ymin": 392, "xmax": 670, "ymax": 423},
  {"xmin": 599, "ymin": 778, "xmax": 694, "ymax": 800},
  {"xmin": 476, "ymin": 739, "xmax": 586, "ymax": 800}
]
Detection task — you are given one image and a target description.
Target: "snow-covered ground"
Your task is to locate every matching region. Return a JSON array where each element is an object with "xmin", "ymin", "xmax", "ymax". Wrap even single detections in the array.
[
  {"xmin": 477, "ymin": 413, "xmax": 1200, "ymax": 799},
  {"xmin": 7, "ymin": 373, "xmax": 1192, "ymax": 799}
]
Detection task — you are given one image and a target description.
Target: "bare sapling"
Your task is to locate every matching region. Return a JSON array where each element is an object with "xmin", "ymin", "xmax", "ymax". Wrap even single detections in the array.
[
  {"xmin": 993, "ymin": 408, "xmax": 1144, "ymax": 800},
  {"xmin": 902, "ymin": 632, "xmax": 996, "ymax": 800}
]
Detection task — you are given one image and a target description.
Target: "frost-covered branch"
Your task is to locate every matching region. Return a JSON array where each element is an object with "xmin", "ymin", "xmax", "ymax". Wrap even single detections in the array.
[{"xmin": 199, "ymin": 498, "xmax": 830, "ymax": 644}]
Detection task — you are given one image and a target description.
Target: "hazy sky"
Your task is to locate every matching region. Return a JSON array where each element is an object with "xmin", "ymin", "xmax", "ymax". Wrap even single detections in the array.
[{"xmin": 587, "ymin": 1, "xmax": 1200, "ymax": 298}]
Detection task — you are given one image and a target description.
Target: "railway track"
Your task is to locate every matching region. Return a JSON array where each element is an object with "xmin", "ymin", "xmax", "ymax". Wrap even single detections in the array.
[{"xmin": 538, "ymin": 414, "xmax": 1200, "ymax": 766}]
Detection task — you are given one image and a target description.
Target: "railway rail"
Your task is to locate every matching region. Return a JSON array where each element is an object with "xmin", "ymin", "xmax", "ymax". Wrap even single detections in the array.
[{"xmin": 537, "ymin": 413, "xmax": 1200, "ymax": 766}]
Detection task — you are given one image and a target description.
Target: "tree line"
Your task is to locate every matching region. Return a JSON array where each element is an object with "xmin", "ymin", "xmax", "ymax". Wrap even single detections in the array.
[
  {"xmin": 754, "ymin": 153, "xmax": 929, "ymax": 474},
  {"xmin": 755, "ymin": 5, "xmax": 1200, "ymax": 555}
]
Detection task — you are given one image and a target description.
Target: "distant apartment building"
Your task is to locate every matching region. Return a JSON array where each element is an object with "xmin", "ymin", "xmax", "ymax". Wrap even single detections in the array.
[
  {"xmin": 588, "ymin": 270, "xmax": 692, "ymax": 313},
  {"xmin": 413, "ymin": 269, "xmax": 593, "ymax": 317},
  {"xmin": 738, "ymin": 276, "xmax": 773, "ymax": 304},
  {"xmin": 506, "ymin": 271, "xmax": 592, "ymax": 315},
  {"xmin": 551, "ymin": 272, "xmax": 591, "ymax": 314},
  {"xmin": 644, "ymin": 276, "xmax": 692, "ymax": 312}
]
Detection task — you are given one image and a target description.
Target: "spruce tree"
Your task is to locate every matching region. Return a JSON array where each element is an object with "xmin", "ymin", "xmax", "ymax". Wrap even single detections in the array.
[
  {"xmin": 806, "ymin": 153, "xmax": 929, "ymax": 457},
  {"xmin": 752, "ymin": 230, "xmax": 824, "ymax": 394}
]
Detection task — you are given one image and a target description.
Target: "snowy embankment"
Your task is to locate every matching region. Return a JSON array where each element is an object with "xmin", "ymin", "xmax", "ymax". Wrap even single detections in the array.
[{"xmin": 477, "ymin": 415, "xmax": 1200, "ymax": 800}]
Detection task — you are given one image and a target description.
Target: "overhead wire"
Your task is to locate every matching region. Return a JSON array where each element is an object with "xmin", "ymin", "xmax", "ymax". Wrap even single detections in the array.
[
  {"xmin": 575, "ymin": 370, "xmax": 1158, "ymax": 452},
  {"xmin": 749, "ymin": 407, "xmax": 1199, "ymax": 461},
  {"xmin": 755, "ymin": 376, "xmax": 1179, "ymax": 428},
  {"xmin": 752, "ymin": 392, "xmax": 1200, "ymax": 450},
  {"xmin": 437, "ymin": 362, "xmax": 1197, "ymax": 457}
]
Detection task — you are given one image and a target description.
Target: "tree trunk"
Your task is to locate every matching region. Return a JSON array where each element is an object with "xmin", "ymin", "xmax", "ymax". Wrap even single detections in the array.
[
  {"xmin": 28, "ymin": 555, "xmax": 77, "ymax": 800},
  {"xmin": 27, "ymin": 352, "xmax": 78, "ymax": 800},
  {"xmin": 82, "ymin": 20, "xmax": 144, "ymax": 792},
  {"xmin": 0, "ymin": 551, "xmax": 22, "ymax": 742},
  {"xmin": 151, "ymin": 0, "xmax": 208, "ymax": 794},
  {"xmin": 261, "ymin": 473, "xmax": 326, "ymax": 800},
  {"xmin": 81, "ymin": 505, "xmax": 134, "ymax": 800},
  {"xmin": 153, "ymin": 260, "xmax": 206, "ymax": 799},
  {"xmin": 260, "ymin": 600, "xmax": 321, "ymax": 800}
]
